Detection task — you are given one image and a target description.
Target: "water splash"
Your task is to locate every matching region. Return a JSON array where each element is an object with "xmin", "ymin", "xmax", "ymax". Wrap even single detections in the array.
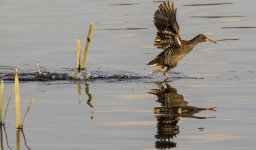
[
  {"xmin": 0, "ymin": 66, "xmax": 203, "ymax": 82},
  {"xmin": 0, "ymin": 67, "xmax": 149, "ymax": 82}
]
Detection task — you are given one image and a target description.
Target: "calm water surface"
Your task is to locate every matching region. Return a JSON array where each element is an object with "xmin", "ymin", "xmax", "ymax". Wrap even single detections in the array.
[{"xmin": 0, "ymin": 0, "xmax": 256, "ymax": 149}]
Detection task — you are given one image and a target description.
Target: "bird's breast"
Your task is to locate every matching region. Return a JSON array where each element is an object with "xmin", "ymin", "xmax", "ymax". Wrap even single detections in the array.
[{"xmin": 176, "ymin": 53, "xmax": 187, "ymax": 61}]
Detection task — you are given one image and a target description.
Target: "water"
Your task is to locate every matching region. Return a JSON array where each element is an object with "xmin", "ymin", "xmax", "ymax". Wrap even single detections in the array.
[{"xmin": 0, "ymin": 0, "xmax": 256, "ymax": 149}]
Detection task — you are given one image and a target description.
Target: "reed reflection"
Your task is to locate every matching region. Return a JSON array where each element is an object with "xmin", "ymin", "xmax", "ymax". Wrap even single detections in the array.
[
  {"xmin": 0, "ymin": 126, "xmax": 31, "ymax": 150},
  {"xmin": 149, "ymin": 83, "xmax": 215, "ymax": 149},
  {"xmin": 77, "ymin": 81, "xmax": 94, "ymax": 119},
  {"xmin": 85, "ymin": 82, "xmax": 93, "ymax": 108},
  {"xmin": 16, "ymin": 129, "xmax": 31, "ymax": 150},
  {"xmin": 0, "ymin": 125, "xmax": 12, "ymax": 150},
  {"xmin": 20, "ymin": 129, "xmax": 30, "ymax": 150}
]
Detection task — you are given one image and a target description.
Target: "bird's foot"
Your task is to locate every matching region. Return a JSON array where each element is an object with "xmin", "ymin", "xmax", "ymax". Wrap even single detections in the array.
[
  {"xmin": 164, "ymin": 77, "xmax": 172, "ymax": 82},
  {"xmin": 163, "ymin": 68, "xmax": 172, "ymax": 82},
  {"xmin": 152, "ymin": 69, "xmax": 162, "ymax": 75},
  {"xmin": 151, "ymin": 72, "xmax": 156, "ymax": 75}
]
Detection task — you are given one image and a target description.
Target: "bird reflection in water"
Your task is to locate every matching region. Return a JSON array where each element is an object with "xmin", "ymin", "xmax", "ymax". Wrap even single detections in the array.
[{"xmin": 149, "ymin": 83, "xmax": 215, "ymax": 149}]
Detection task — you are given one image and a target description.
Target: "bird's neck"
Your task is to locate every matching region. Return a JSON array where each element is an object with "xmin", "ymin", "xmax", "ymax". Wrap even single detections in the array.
[
  {"xmin": 188, "ymin": 36, "xmax": 202, "ymax": 46},
  {"xmin": 181, "ymin": 36, "xmax": 201, "ymax": 54}
]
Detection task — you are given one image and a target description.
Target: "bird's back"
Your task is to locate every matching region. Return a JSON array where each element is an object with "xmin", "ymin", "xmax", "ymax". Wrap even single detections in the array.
[{"xmin": 160, "ymin": 46, "xmax": 186, "ymax": 66}]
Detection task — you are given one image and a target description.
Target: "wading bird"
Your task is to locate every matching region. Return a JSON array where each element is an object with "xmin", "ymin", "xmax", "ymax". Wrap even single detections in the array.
[{"xmin": 148, "ymin": 1, "xmax": 216, "ymax": 81}]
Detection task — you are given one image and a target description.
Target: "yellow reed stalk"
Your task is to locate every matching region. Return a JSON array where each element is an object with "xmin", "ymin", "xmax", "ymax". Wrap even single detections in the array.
[
  {"xmin": 81, "ymin": 22, "xmax": 94, "ymax": 69},
  {"xmin": 0, "ymin": 80, "xmax": 4, "ymax": 124},
  {"xmin": 77, "ymin": 36, "xmax": 81, "ymax": 71},
  {"xmin": 20, "ymin": 98, "xmax": 35, "ymax": 129},
  {"xmin": 15, "ymin": 69, "xmax": 21, "ymax": 129}
]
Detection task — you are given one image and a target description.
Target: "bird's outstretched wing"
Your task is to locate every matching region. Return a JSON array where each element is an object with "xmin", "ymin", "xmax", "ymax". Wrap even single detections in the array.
[{"xmin": 154, "ymin": 1, "xmax": 181, "ymax": 50}]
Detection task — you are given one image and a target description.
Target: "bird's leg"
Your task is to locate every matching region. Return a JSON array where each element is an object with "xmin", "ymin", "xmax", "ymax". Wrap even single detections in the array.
[
  {"xmin": 152, "ymin": 66, "xmax": 164, "ymax": 75},
  {"xmin": 163, "ymin": 67, "xmax": 173, "ymax": 82}
]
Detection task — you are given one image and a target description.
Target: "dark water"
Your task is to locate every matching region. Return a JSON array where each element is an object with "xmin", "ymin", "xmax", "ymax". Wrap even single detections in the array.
[{"xmin": 0, "ymin": 0, "xmax": 256, "ymax": 150}]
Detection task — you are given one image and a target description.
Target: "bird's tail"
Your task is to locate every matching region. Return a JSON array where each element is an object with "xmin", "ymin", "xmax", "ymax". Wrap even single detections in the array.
[{"xmin": 147, "ymin": 58, "xmax": 158, "ymax": 66}]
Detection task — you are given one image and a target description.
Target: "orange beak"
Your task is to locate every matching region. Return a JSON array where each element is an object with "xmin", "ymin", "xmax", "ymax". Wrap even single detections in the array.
[{"xmin": 206, "ymin": 38, "xmax": 217, "ymax": 44}]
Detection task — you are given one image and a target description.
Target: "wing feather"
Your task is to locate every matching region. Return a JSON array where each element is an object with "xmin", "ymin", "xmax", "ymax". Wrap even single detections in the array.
[{"xmin": 154, "ymin": 1, "xmax": 181, "ymax": 50}]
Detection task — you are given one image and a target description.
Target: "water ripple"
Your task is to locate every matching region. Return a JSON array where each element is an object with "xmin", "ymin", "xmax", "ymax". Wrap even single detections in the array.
[
  {"xmin": 183, "ymin": 3, "xmax": 233, "ymax": 7},
  {"xmin": 191, "ymin": 16, "xmax": 245, "ymax": 19},
  {"xmin": 100, "ymin": 28, "xmax": 148, "ymax": 31},
  {"xmin": 222, "ymin": 26, "xmax": 256, "ymax": 29},
  {"xmin": 110, "ymin": 3, "xmax": 140, "ymax": 6},
  {"xmin": 216, "ymin": 38, "xmax": 240, "ymax": 41}
]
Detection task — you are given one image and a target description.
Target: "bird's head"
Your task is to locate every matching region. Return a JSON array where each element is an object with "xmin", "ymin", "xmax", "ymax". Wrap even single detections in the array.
[{"xmin": 196, "ymin": 34, "xmax": 216, "ymax": 44}]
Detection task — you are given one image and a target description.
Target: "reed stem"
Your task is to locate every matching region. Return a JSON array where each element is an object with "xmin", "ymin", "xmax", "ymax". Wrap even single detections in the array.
[
  {"xmin": 81, "ymin": 23, "xmax": 94, "ymax": 69},
  {"xmin": 15, "ymin": 69, "xmax": 21, "ymax": 129},
  {"xmin": 3, "ymin": 90, "xmax": 12, "ymax": 123},
  {"xmin": 77, "ymin": 36, "xmax": 81, "ymax": 72},
  {"xmin": 0, "ymin": 80, "xmax": 4, "ymax": 124},
  {"xmin": 20, "ymin": 98, "xmax": 35, "ymax": 129}
]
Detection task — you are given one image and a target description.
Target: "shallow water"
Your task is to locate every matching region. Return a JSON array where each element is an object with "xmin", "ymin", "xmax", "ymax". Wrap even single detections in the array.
[{"xmin": 0, "ymin": 0, "xmax": 256, "ymax": 150}]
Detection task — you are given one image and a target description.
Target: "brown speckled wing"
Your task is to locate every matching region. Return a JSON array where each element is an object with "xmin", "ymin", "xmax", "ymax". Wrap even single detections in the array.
[{"xmin": 154, "ymin": 1, "xmax": 181, "ymax": 50}]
